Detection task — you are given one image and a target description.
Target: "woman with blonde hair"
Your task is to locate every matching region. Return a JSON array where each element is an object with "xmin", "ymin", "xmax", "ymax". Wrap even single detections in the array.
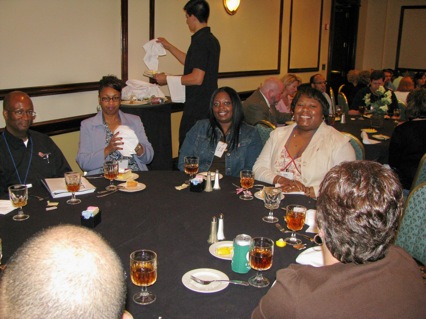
[
  {"xmin": 394, "ymin": 76, "xmax": 414, "ymax": 104},
  {"xmin": 275, "ymin": 74, "xmax": 302, "ymax": 114}
]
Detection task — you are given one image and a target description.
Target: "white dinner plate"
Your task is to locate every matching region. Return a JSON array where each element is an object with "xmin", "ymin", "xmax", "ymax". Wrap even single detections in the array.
[
  {"xmin": 118, "ymin": 182, "xmax": 146, "ymax": 193},
  {"xmin": 182, "ymin": 268, "xmax": 229, "ymax": 293},
  {"xmin": 199, "ymin": 172, "xmax": 223, "ymax": 180},
  {"xmin": 209, "ymin": 241, "xmax": 234, "ymax": 260},
  {"xmin": 295, "ymin": 246, "xmax": 324, "ymax": 267},
  {"xmin": 115, "ymin": 173, "xmax": 139, "ymax": 181}
]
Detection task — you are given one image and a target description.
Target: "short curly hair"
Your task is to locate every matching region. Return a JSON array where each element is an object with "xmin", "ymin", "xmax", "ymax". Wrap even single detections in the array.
[
  {"xmin": 316, "ymin": 161, "xmax": 404, "ymax": 264},
  {"xmin": 98, "ymin": 75, "xmax": 123, "ymax": 94}
]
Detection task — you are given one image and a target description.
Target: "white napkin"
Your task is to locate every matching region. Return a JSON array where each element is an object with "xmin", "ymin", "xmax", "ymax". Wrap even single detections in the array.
[
  {"xmin": 305, "ymin": 209, "xmax": 318, "ymax": 233},
  {"xmin": 114, "ymin": 125, "xmax": 139, "ymax": 157},
  {"xmin": 121, "ymin": 79, "xmax": 165, "ymax": 101},
  {"xmin": 361, "ymin": 131, "xmax": 380, "ymax": 144},
  {"xmin": 0, "ymin": 200, "xmax": 16, "ymax": 215},
  {"xmin": 167, "ymin": 76, "xmax": 185, "ymax": 103},
  {"xmin": 295, "ymin": 246, "xmax": 324, "ymax": 267},
  {"xmin": 143, "ymin": 39, "xmax": 166, "ymax": 71}
]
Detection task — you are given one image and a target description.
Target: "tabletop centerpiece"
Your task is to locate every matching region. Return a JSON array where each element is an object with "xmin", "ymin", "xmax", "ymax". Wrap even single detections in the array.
[{"xmin": 363, "ymin": 86, "xmax": 392, "ymax": 128}]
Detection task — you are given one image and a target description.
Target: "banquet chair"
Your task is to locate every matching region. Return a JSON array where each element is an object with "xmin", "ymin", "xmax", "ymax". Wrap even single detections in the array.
[
  {"xmin": 329, "ymin": 87, "xmax": 336, "ymax": 114},
  {"xmin": 338, "ymin": 84, "xmax": 345, "ymax": 94},
  {"xmin": 410, "ymin": 153, "xmax": 426, "ymax": 191},
  {"xmin": 255, "ymin": 120, "xmax": 276, "ymax": 145},
  {"xmin": 397, "ymin": 100, "xmax": 407, "ymax": 121},
  {"xmin": 337, "ymin": 92, "xmax": 349, "ymax": 114},
  {"xmin": 395, "ymin": 181, "xmax": 426, "ymax": 265},
  {"xmin": 342, "ymin": 132, "xmax": 365, "ymax": 160}
]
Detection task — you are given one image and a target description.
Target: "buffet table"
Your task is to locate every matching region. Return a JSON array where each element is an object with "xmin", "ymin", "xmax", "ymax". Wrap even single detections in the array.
[{"xmin": 0, "ymin": 171, "xmax": 318, "ymax": 318}]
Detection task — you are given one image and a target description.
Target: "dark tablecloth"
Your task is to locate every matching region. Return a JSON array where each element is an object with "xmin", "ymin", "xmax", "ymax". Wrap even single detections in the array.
[{"xmin": 0, "ymin": 171, "xmax": 318, "ymax": 318}]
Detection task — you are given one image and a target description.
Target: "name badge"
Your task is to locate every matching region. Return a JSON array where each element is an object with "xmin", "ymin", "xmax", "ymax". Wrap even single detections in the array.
[
  {"xmin": 214, "ymin": 141, "xmax": 228, "ymax": 158},
  {"xmin": 280, "ymin": 171, "xmax": 294, "ymax": 180}
]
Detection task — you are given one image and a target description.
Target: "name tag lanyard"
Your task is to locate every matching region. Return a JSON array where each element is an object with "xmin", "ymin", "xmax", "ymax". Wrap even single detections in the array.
[{"xmin": 2, "ymin": 133, "xmax": 33, "ymax": 185}]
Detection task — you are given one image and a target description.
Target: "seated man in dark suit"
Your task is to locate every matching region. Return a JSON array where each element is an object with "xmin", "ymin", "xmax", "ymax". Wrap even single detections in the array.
[
  {"xmin": 0, "ymin": 91, "xmax": 71, "ymax": 194},
  {"xmin": 242, "ymin": 77, "xmax": 291, "ymax": 126}
]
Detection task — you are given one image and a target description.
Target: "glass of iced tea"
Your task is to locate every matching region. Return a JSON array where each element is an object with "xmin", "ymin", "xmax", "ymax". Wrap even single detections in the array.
[
  {"xmin": 248, "ymin": 237, "xmax": 274, "ymax": 288},
  {"xmin": 284, "ymin": 204, "xmax": 307, "ymax": 245},
  {"xmin": 103, "ymin": 160, "xmax": 119, "ymax": 191},
  {"xmin": 239, "ymin": 169, "xmax": 255, "ymax": 200},
  {"xmin": 8, "ymin": 184, "xmax": 29, "ymax": 221},
  {"xmin": 64, "ymin": 172, "xmax": 82, "ymax": 205},
  {"xmin": 130, "ymin": 249, "xmax": 157, "ymax": 305},
  {"xmin": 184, "ymin": 156, "xmax": 199, "ymax": 184}
]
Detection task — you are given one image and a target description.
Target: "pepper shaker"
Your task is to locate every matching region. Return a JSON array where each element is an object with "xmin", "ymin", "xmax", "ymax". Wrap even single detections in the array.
[
  {"xmin": 207, "ymin": 216, "xmax": 218, "ymax": 244},
  {"xmin": 204, "ymin": 171, "xmax": 213, "ymax": 192},
  {"xmin": 217, "ymin": 213, "xmax": 225, "ymax": 240},
  {"xmin": 213, "ymin": 170, "xmax": 221, "ymax": 190}
]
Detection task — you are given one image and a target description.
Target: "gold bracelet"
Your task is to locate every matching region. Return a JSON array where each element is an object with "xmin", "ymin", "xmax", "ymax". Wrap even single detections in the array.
[{"xmin": 134, "ymin": 143, "xmax": 142, "ymax": 153}]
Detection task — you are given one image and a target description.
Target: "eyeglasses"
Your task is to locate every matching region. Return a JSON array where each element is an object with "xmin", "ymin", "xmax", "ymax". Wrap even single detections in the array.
[
  {"xmin": 9, "ymin": 110, "xmax": 37, "ymax": 118},
  {"xmin": 314, "ymin": 81, "xmax": 327, "ymax": 85},
  {"xmin": 100, "ymin": 96, "xmax": 121, "ymax": 103}
]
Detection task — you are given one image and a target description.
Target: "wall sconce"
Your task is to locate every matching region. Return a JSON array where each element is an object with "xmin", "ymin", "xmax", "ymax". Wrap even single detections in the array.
[{"xmin": 223, "ymin": 0, "xmax": 240, "ymax": 15}]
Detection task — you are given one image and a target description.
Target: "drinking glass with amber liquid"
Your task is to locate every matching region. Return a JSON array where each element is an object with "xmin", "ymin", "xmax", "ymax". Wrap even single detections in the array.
[
  {"xmin": 64, "ymin": 172, "xmax": 81, "ymax": 205},
  {"xmin": 240, "ymin": 170, "xmax": 255, "ymax": 200},
  {"xmin": 248, "ymin": 237, "xmax": 274, "ymax": 288},
  {"xmin": 284, "ymin": 204, "xmax": 307, "ymax": 245},
  {"xmin": 130, "ymin": 249, "xmax": 157, "ymax": 305},
  {"xmin": 184, "ymin": 156, "xmax": 199, "ymax": 184},
  {"xmin": 8, "ymin": 184, "xmax": 29, "ymax": 221},
  {"xmin": 103, "ymin": 160, "xmax": 119, "ymax": 191}
]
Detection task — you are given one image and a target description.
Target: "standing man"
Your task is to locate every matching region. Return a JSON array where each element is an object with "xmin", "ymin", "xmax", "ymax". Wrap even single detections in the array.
[
  {"xmin": 155, "ymin": 0, "xmax": 220, "ymax": 148},
  {"xmin": 0, "ymin": 91, "xmax": 71, "ymax": 194},
  {"xmin": 310, "ymin": 74, "xmax": 333, "ymax": 114}
]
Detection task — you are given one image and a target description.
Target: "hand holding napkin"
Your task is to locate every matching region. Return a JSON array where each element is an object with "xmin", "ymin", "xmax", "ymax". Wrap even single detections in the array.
[
  {"xmin": 143, "ymin": 39, "xmax": 166, "ymax": 71},
  {"xmin": 361, "ymin": 131, "xmax": 381, "ymax": 144},
  {"xmin": 114, "ymin": 125, "xmax": 139, "ymax": 157}
]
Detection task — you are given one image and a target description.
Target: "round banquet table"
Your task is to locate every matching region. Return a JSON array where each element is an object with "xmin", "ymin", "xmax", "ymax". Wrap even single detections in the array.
[{"xmin": 0, "ymin": 171, "xmax": 318, "ymax": 318}]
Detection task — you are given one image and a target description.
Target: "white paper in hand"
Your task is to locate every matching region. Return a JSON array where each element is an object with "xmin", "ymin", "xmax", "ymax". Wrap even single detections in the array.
[{"xmin": 114, "ymin": 125, "xmax": 138, "ymax": 157}]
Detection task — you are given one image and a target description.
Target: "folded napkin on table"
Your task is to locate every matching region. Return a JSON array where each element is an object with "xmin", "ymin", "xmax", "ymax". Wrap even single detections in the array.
[
  {"xmin": 122, "ymin": 79, "xmax": 165, "ymax": 101},
  {"xmin": 361, "ymin": 131, "xmax": 381, "ymax": 144},
  {"xmin": 305, "ymin": 209, "xmax": 318, "ymax": 233},
  {"xmin": 143, "ymin": 39, "xmax": 166, "ymax": 71},
  {"xmin": 0, "ymin": 200, "xmax": 15, "ymax": 215},
  {"xmin": 167, "ymin": 76, "xmax": 185, "ymax": 103},
  {"xmin": 296, "ymin": 246, "xmax": 324, "ymax": 267},
  {"xmin": 114, "ymin": 125, "xmax": 139, "ymax": 157}
]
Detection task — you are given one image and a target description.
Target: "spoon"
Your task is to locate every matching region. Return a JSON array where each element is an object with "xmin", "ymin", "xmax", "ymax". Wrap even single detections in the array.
[
  {"xmin": 190, "ymin": 275, "xmax": 249, "ymax": 286},
  {"xmin": 96, "ymin": 189, "xmax": 119, "ymax": 198}
]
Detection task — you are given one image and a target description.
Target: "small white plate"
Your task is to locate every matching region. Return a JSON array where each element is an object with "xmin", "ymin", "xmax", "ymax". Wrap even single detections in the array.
[
  {"xmin": 209, "ymin": 241, "xmax": 234, "ymax": 260},
  {"xmin": 254, "ymin": 190, "xmax": 297, "ymax": 200},
  {"xmin": 118, "ymin": 182, "xmax": 146, "ymax": 193},
  {"xmin": 115, "ymin": 173, "xmax": 139, "ymax": 181},
  {"xmin": 372, "ymin": 134, "xmax": 390, "ymax": 140},
  {"xmin": 296, "ymin": 246, "xmax": 324, "ymax": 267},
  {"xmin": 182, "ymin": 268, "xmax": 229, "ymax": 293},
  {"xmin": 121, "ymin": 100, "xmax": 149, "ymax": 106},
  {"xmin": 199, "ymin": 172, "xmax": 223, "ymax": 180}
]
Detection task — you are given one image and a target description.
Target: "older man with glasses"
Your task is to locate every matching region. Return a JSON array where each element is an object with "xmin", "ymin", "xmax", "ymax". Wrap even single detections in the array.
[{"xmin": 0, "ymin": 91, "xmax": 71, "ymax": 194}]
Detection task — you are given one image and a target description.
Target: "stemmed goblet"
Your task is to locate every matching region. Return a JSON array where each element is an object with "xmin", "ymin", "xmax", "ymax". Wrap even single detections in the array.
[
  {"xmin": 239, "ymin": 169, "xmax": 254, "ymax": 200},
  {"xmin": 130, "ymin": 249, "xmax": 157, "ymax": 305},
  {"xmin": 284, "ymin": 204, "xmax": 307, "ymax": 245},
  {"xmin": 262, "ymin": 187, "xmax": 282, "ymax": 223},
  {"xmin": 248, "ymin": 237, "xmax": 274, "ymax": 288},
  {"xmin": 184, "ymin": 156, "xmax": 199, "ymax": 184},
  {"xmin": 64, "ymin": 172, "xmax": 82, "ymax": 205},
  {"xmin": 8, "ymin": 184, "xmax": 29, "ymax": 221},
  {"xmin": 104, "ymin": 160, "xmax": 119, "ymax": 191}
]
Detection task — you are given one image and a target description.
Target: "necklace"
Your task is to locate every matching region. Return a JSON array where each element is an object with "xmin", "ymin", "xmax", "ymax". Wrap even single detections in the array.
[{"xmin": 2, "ymin": 132, "xmax": 33, "ymax": 185}]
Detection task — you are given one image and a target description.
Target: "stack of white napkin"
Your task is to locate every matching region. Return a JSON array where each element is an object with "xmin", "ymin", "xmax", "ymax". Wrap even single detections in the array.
[
  {"xmin": 167, "ymin": 76, "xmax": 185, "ymax": 103},
  {"xmin": 122, "ymin": 80, "xmax": 165, "ymax": 101},
  {"xmin": 143, "ymin": 39, "xmax": 166, "ymax": 71},
  {"xmin": 361, "ymin": 131, "xmax": 380, "ymax": 144},
  {"xmin": 305, "ymin": 209, "xmax": 318, "ymax": 233},
  {"xmin": 114, "ymin": 125, "xmax": 139, "ymax": 157}
]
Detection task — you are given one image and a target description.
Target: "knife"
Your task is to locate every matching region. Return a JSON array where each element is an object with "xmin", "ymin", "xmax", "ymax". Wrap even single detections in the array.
[
  {"xmin": 96, "ymin": 189, "xmax": 119, "ymax": 198},
  {"xmin": 275, "ymin": 223, "xmax": 317, "ymax": 242}
]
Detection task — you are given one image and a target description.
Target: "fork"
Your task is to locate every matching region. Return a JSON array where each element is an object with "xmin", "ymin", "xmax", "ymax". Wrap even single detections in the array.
[{"xmin": 190, "ymin": 275, "xmax": 249, "ymax": 286}]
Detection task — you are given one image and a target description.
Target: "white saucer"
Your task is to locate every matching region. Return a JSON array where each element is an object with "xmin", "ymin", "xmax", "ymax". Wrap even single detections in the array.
[
  {"xmin": 118, "ymin": 182, "xmax": 146, "ymax": 193},
  {"xmin": 115, "ymin": 173, "xmax": 139, "ymax": 181},
  {"xmin": 254, "ymin": 190, "xmax": 294, "ymax": 200},
  {"xmin": 295, "ymin": 246, "xmax": 324, "ymax": 267},
  {"xmin": 182, "ymin": 268, "xmax": 229, "ymax": 293},
  {"xmin": 209, "ymin": 241, "xmax": 233, "ymax": 260},
  {"xmin": 199, "ymin": 172, "xmax": 223, "ymax": 180}
]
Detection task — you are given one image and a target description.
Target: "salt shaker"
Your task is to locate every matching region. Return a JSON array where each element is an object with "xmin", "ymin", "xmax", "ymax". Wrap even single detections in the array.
[
  {"xmin": 207, "ymin": 216, "xmax": 218, "ymax": 244},
  {"xmin": 204, "ymin": 171, "xmax": 213, "ymax": 192},
  {"xmin": 213, "ymin": 170, "xmax": 221, "ymax": 190},
  {"xmin": 217, "ymin": 213, "xmax": 225, "ymax": 240},
  {"xmin": 341, "ymin": 113, "xmax": 346, "ymax": 124}
]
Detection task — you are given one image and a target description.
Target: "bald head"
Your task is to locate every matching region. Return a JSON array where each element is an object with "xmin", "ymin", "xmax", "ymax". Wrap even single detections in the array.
[
  {"xmin": 3, "ymin": 91, "xmax": 32, "ymax": 111},
  {"xmin": 260, "ymin": 77, "xmax": 284, "ymax": 106},
  {"xmin": 2, "ymin": 91, "xmax": 35, "ymax": 139}
]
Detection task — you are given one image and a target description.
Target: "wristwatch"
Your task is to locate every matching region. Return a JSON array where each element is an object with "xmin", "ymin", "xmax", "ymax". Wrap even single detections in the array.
[{"xmin": 134, "ymin": 143, "xmax": 142, "ymax": 153}]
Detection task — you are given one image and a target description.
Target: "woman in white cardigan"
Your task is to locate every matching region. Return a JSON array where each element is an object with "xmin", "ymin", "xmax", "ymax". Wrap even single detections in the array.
[{"xmin": 253, "ymin": 87, "xmax": 355, "ymax": 198}]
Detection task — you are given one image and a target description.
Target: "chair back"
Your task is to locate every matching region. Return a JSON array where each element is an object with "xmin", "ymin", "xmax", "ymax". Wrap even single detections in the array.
[
  {"xmin": 342, "ymin": 132, "xmax": 365, "ymax": 160},
  {"xmin": 397, "ymin": 100, "xmax": 407, "ymax": 121},
  {"xmin": 411, "ymin": 153, "xmax": 426, "ymax": 191},
  {"xmin": 255, "ymin": 120, "xmax": 276, "ymax": 145},
  {"xmin": 338, "ymin": 84, "xmax": 345, "ymax": 94},
  {"xmin": 337, "ymin": 92, "xmax": 349, "ymax": 114},
  {"xmin": 395, "ymin": 181, "xmax": 426, "ymax": 265},
  {"xmin": 329, "ymin": 87, "xmax": 336, "ymax": 114}
]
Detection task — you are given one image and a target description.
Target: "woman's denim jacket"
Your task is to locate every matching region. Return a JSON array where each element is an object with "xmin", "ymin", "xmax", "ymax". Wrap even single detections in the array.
[{"xmin": 178, "ymin": 120, "xmax": 263, "ymax": 177}]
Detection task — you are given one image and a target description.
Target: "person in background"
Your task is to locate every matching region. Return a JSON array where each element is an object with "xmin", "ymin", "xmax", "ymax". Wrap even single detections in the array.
[
  {"xmin": 394, "ymin": 76, "xmax": 415, "ymax": 104},
  {"xmin": 76, "ymin": 75, "xmax": 153, "ymax": 175},
  {"xmin": 310, "ymin": 74, "xmax": 333, "ymax": 114},
  {"xmin": 252, "ymin": 161, "xmax": 426, "ymax": 319},
  {"xmin": 0, "ymin": 91, "xmax": 71, "ymax": 194},
  {"xmin": 340, "ymin": 69, "xmax": 360, "ymax": 106},
  {"xmin": 414, "ymin": 71, "xmax": 426, "ymax": 89},
  {"xmin": 275, "ymin": 74, "xmax": 302, "ymax": 114},
  {"xmin": 0, "ymin": 225, "xmax": 129, "ymax": 319},
  {"xmin": 253, "ymin": 88, "xmax": 355, "ymax": 198},
  {"xmin": 154, "ymin": 0, "xmax": 220, "ymax": 148},
  {"xmin": 383, "ymin": 68, "xmax": 396, "ymax": 91},
  {"xmin": 243, "ymin": 77, "xmax": 292, "ymax": 126},
  {"xmin": 350, "ymin": 70, "xmax": 398, "ymax": 115},
  {"xmin": 389, "ymin": 88, "xmax": 426, "ymax": 193},
  {"xmin": 179, "ymin": 87, "xmax": 263, "ymax": 177}
]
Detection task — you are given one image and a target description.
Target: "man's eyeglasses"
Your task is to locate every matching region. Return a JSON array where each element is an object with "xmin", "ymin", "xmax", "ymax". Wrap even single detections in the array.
[
  {"xmin": 314, "ymin": 81, "xmax": 327, "ymax": 85},
  {"xmin": 101, "ymin": 96, "xmax": 121, "ymax": 103},
  {"xmin": 9, "ymin": 110, "xmax": 37, "ymax": 118}
]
